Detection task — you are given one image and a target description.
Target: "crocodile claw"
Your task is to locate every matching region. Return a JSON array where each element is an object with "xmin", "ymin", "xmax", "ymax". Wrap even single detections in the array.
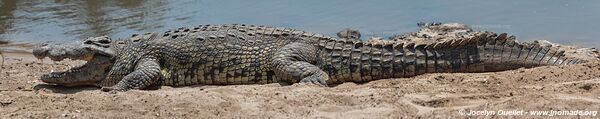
[
  {"xmin": 101, "ymin": 86, "xmax": 126, "ymax": 92},
  {"xmin": 300, "ymin": 77, "xmax": 328, "ymax": 87}
]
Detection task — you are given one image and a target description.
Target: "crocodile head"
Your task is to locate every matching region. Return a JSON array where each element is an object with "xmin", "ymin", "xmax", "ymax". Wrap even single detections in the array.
[{"xmin": 33, "ymin": 36, "xmax": 116, "ymax": 86}]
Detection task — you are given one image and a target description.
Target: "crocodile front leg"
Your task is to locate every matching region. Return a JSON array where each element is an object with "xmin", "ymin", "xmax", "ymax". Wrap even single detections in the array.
[
  {"xmin": 101, "ymin": 58, "xmax": 161, "ymax": 92},
  {"xmin": 272, "ymin": 43, "xmax": 329, "ymax": 86}
]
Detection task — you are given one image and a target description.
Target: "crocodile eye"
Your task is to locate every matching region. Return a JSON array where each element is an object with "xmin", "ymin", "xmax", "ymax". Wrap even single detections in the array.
[
  {"xmin": 98, "ymin": 39, "xmax": 111, "ymax": 44},
  {"xmin": 84, "ymin": 40, "xmax": 93, "ymax": 44}
]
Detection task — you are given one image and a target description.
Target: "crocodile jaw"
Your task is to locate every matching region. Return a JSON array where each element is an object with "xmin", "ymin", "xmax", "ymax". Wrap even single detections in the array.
[
  {"xmin": 41, "ymin": 56, "xmax": 112, "ymax": 86},
  {"xmin": 33, "ymin": 43, "xmax": 115, "ymax": 86}
]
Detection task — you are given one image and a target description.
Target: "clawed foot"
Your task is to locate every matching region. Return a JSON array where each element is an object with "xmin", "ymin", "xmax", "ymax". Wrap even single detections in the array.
[
  {"xmin": 100, "ymin": 86, "xmax": 126, "ymax": 92},
  {"xmin": 300, "ymin": 77, "xmax": 328, "ymax": 87}
]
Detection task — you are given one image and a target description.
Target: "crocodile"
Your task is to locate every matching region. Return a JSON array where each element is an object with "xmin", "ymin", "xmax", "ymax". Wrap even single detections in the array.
[
  {"xmin": 387, "ymin": 22, "xmax": 476, "ymax": 44},
  {"xmin": 32, "ymin": 24, "xmax": 585, "ymax": 92},
  {"xmin": 344, "ymin": 22, "xmax": 475, "ymax": 45},
  {"xmin": 336, "ymin": 28, "xmax": 361, "ymax": 40}
]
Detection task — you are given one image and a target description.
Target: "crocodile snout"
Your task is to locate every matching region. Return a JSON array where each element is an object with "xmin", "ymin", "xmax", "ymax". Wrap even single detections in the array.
[{"xmin": 32, "ymin": 43, "xmax": 94, "ymax": 61}]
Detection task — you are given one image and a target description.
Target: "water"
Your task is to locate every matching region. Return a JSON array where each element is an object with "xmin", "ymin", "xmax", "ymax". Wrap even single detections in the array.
[{"xmin": 0, "ymin": 0, "xmax": 598, "ymax": 52}]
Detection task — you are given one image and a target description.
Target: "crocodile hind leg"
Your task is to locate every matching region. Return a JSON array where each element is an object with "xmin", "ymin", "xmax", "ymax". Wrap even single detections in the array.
[
  {"xmin": 101, "ymin": 58, "xmax": 161, "ymax": 92},
  {"xmin": 272, "ymin": 43, "xmax": 329, "ymax": 86}
]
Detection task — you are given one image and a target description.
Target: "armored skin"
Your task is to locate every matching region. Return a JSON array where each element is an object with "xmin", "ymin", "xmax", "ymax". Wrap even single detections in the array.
[{"xmin": 32, "ymin": 24, "xmax": 584, "ymax": 91}]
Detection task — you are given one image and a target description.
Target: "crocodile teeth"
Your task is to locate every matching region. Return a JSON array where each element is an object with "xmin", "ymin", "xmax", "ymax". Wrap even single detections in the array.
[
  {"xmin": 50, "ymin": 65, "xmax": 55, "ymax": 73},
  {"xmin": 50, "ymin": 61, "xmax": 57, "ymax": 73}
]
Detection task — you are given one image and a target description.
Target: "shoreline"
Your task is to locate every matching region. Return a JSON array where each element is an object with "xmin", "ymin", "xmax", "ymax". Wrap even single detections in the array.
[{"xmin": 0, "ymin": 41, "xmax": 38, "ymax": 54}]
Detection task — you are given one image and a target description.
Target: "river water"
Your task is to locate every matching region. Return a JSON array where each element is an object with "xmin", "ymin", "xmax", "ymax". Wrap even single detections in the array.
[{"xmin": 0, "ymin": 0, "xmax": 598, "ymax": 52}]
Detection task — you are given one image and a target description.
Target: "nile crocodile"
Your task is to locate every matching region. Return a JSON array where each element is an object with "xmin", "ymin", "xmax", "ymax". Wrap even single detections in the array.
[
  {"xmin": 32, "ymin": 24, "xmax": 584, "ymax": 92},
  {"xmin": 336, "ymin": 28, "xmax": 361, "ymax": 40}
]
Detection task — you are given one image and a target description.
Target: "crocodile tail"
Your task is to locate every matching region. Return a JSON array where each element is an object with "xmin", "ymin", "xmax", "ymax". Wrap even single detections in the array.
[
  {"xmin": 426, "ymin": 32, "xmax": 585, "ymax": 73},
  {"xmin": 327, "ymin": 32, "xmax": 584, "ymax": 83}
]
